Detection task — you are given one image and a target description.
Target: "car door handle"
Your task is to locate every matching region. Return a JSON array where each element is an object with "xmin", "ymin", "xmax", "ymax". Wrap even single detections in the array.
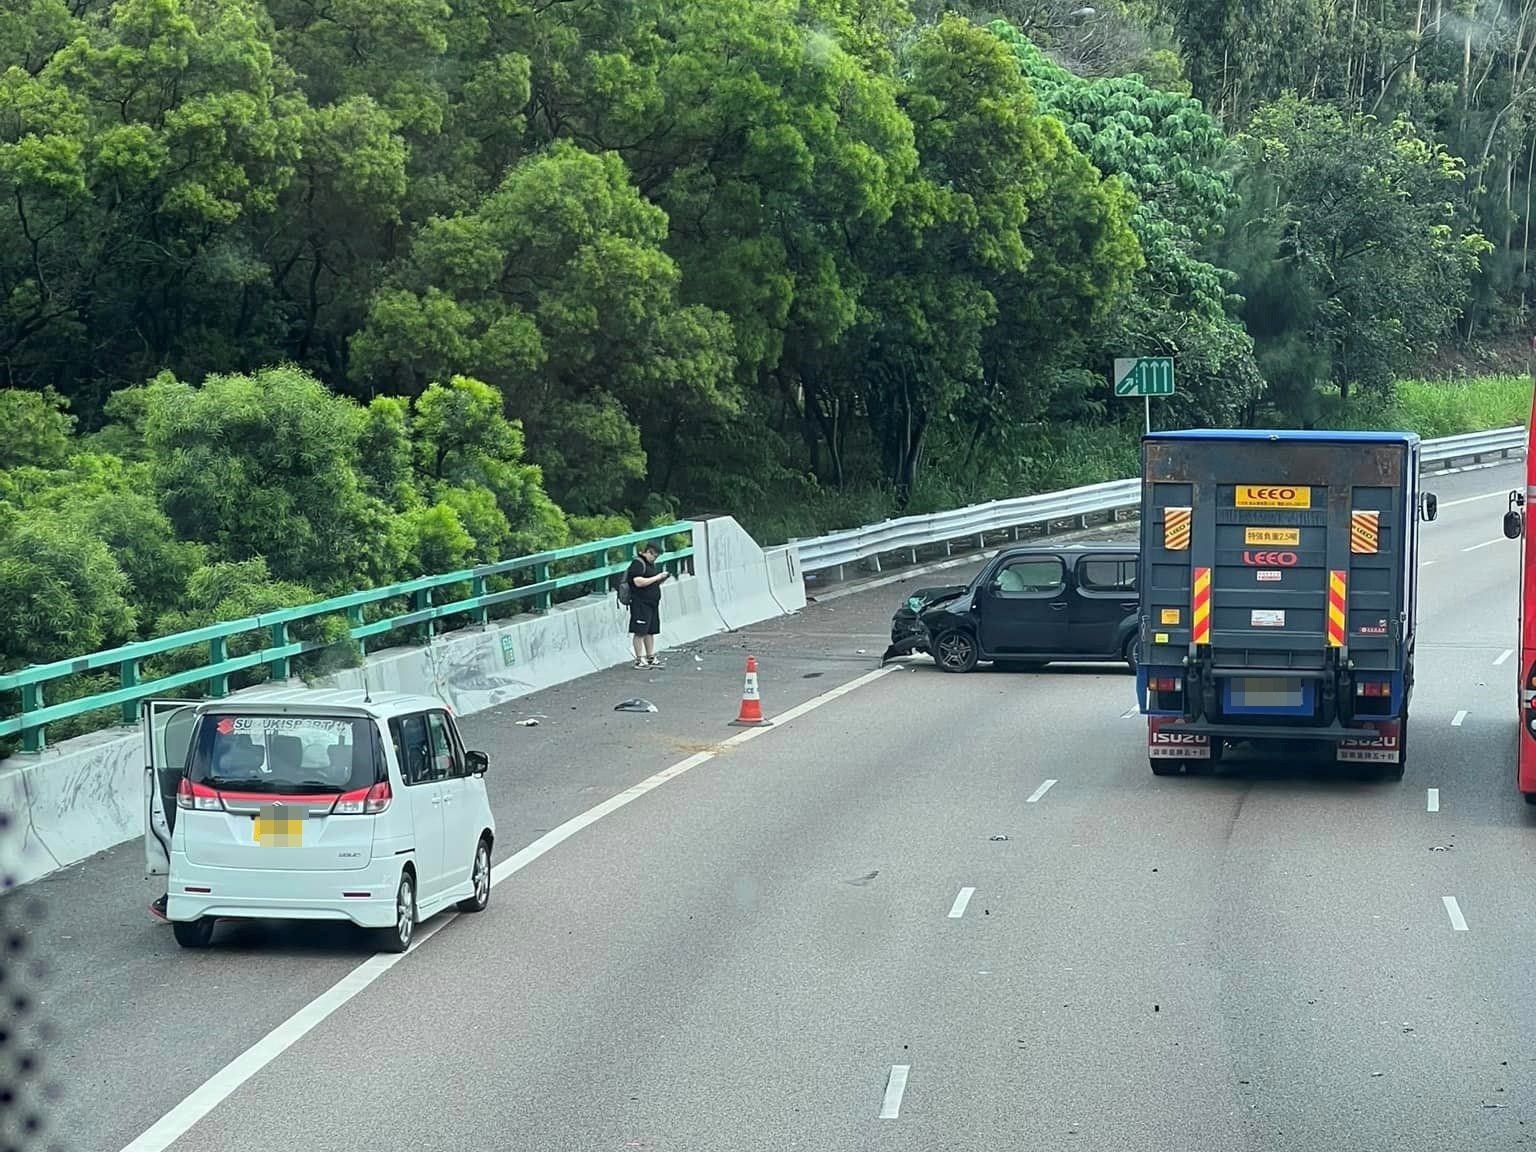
[
  {"xmin": 1120, "ymin": 602, "xmax": 1137, "ymax": 611},
  {"xmin": 1050, "ymin": 602, "xmax": 1068, "ymax": 611}
]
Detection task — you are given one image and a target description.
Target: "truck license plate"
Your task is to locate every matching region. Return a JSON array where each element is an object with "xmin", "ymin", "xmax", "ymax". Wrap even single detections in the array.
[{"xmin": 1232, "ymin": 678, "xmax": 1303, "ymax": 708}]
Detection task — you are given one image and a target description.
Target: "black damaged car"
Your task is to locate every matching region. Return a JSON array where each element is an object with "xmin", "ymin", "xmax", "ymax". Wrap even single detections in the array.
[{"xmin": 882, "ymin": 545, "xmax": 1140, "ymax": 673}]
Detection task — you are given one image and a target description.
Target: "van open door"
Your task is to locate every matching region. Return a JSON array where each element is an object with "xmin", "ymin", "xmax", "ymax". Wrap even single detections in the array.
[{"xmin": 143, "ymin": 699, "xmax": 200, "ymax": 878}]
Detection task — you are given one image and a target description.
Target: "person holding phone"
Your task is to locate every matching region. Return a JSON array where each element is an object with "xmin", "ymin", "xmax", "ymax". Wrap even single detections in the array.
[{"xmin": 626, "ymin": 541, "xmax": 671, "ymax": 667}]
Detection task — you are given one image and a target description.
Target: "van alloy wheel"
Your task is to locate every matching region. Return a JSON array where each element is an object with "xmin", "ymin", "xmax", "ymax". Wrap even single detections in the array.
[
  {"xmin": 934, "ymin": 629, "xmax": 978, "ymax": 673},
  {"xmin": 458, "ymin": 839, "xmax": 491, "ymax": 913},
  {"xmin": 375, "ymin": 872, "xmax": 416, "ymax": 953}
]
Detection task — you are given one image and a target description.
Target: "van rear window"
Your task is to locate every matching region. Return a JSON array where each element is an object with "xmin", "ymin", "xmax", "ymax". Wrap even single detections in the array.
[{"xmin": 188, "ymin": 715, "xmax": 380, "ymax": 795}]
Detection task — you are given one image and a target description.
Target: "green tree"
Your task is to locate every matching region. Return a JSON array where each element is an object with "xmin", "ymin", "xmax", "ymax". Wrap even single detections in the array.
[{"xmin": 1224, "ymin": 94, "xmax": 1492, "ymax": 420}]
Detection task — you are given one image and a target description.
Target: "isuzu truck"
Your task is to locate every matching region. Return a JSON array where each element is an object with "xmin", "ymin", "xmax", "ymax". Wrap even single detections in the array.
[{"xmin": 1136, "ymin": 430, "xmax": 1438, "ymax": 777}]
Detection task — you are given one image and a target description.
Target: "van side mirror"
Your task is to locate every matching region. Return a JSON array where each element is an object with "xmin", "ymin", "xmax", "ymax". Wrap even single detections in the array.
[
  {"xmin": 1420, "ymin": 492, "xmax": 1438, "ymax": 522},
  {"xmin": 466, "ymin": 750, "xmax": 489, "ymax": 775}
]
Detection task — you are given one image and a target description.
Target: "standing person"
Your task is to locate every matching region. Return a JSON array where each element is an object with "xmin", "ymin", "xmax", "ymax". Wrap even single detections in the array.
[{"xmin": 625, "ymin": 541, "xmax": 671, "ymax": 668}]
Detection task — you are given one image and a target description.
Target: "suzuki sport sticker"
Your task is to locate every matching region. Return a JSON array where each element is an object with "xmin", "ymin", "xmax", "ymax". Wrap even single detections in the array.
[
  {"xmin": 215, "ymin": 717, "xmax": 350, "ymax": 735},
  {"xmin": 1235, "ymin": 485, "xmax": 1312, "ymax": 509}
]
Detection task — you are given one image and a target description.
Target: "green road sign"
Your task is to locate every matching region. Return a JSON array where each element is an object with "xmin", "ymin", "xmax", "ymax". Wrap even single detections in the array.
[{"xmin": 1113, "ymin": 357, "xmax": 1175, "ymax": 397}]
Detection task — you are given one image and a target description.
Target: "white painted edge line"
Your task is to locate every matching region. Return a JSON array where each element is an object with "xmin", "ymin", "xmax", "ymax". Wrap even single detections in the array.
[
  {"xmin": 1427, "ymin": 787, "xmax": 1440, "ymax": 813},
  {"xmin": 948, "ymin": 887, "xmax": 976, "ymax": 919},
  {"xmin": 1439, "ymin": 488, "xmax": 1516, "ymax": 508},
  {"xmin": 1496, "ymin": 648, "xmax": 1514, "ymax": 666},
  {"xmin": 879, "ymin": 1065, "xmax": 911, "ymax": 1119},
  {"xmin": 1120, "ymin": 705, "xmax": 1139, "ymax": 718},
  {"xmin": 118, "ymin": 665, "xmax": 900, "ymax": 1152},
  {"xmin": 1452, "ymin": 710, "xmax": 1468, "ymax": 727},
  {"xmin": 1420, "ymin": 559, "xmax": 1435, "ymax": 567},
  {"xmin": 1463, "ymin": 538, "xmax": 1505, "ymax": 552},
  {"xmin": 1443, "ymin": 895, "xmax": 1469, "ymax": 932},
  {"xmin": 1026, "ymin": 779, "xmax": 1058, "ymax": 804}
]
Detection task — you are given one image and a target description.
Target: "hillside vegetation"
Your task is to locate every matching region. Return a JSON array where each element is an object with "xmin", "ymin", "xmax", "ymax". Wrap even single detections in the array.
[{"xmin": 3, "ymin": 0, "xmax": 1535, "ymax": 697}]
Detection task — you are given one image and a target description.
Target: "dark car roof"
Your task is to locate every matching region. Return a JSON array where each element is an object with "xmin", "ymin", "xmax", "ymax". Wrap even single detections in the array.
[{"xmin": 996, "ymin": 542, "xmax": 1138, "ymax": 557}]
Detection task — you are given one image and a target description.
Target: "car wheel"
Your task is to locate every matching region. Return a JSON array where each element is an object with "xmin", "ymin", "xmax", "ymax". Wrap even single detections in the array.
[
  {"xmin": 374, "ymin": 871, "xmax": 416, "ymax": 954},
  {"xmin": 1122, "ymin": 635, "xmax": 1139, "ymax": 672},
  {"xmin": 457, "ymin": 836, "xmax": 492, "ymax": 913},
  {"xmin": 172, "ymin": 917, "xmax": 216, "ymax": 949},
  {"xmin": 933, "ymin": 629, "xmax": 979, "ymax": 673}
]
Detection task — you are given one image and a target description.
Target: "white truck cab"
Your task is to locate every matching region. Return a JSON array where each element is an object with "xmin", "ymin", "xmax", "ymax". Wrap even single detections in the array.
[{"xmin": 144, "ymin": 689, "xmax": 495, "ymax": 952}]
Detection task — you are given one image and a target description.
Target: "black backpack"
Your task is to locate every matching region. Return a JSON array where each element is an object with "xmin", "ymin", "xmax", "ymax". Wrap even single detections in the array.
[{"xmin": 617, "ymin": 572, "xmax": 632, "ymax": 607}]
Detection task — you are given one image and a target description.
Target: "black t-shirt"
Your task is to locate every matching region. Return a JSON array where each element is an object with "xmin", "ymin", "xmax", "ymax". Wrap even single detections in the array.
[{"xmin": 626, "ymin": 557, "xmax": 663, "ymax": 605}]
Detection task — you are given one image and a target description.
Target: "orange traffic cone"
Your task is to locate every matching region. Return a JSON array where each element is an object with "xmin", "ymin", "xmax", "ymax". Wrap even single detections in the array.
[{"xmin": 730, "ymin": 655, "xmax": 771, "ymax": 727}]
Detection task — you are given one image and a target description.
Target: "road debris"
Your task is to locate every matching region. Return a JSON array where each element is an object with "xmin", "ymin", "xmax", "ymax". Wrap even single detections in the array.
[{"xmin": 614, "ymin": 698, "xmax": 659, "ymax": 713}]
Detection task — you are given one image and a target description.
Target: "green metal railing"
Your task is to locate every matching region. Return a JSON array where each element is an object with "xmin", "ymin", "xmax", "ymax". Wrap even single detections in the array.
[{"xmin": 0, "ymin": 523, "xmax": 694, "ymax": 754}]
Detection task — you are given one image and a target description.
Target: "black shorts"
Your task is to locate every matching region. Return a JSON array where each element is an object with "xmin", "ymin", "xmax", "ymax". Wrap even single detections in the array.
[{"xmin": 628, "ymin": 602, "xmax": 661, "ymax": 635}]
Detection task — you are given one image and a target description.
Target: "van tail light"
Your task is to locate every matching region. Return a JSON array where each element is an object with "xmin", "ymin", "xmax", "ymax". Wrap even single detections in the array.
[
  {"xmin": 176, "ymin": 779, "xmax": 223, "ymax": 811},
  {"xmin": 333, "ymin": 781, "xmax": 392, "ymax": 815}
]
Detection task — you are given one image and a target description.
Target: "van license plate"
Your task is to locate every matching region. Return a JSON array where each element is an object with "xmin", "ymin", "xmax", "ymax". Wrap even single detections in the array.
[{"xmin": 254, "ymin": 804, "xmax": 304, "ymax": 847}]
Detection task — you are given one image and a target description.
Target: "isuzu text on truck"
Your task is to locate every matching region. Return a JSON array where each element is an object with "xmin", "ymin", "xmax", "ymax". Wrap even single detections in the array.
[{"xmin": 1136, "ymin": 430, "xmax": 1438, "ymax": 776}]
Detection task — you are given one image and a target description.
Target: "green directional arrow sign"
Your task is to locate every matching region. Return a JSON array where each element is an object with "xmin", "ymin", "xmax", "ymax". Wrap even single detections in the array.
[{"xmin": 1113, "ymin": 356, "xmax": 1175, "ymax": 397}]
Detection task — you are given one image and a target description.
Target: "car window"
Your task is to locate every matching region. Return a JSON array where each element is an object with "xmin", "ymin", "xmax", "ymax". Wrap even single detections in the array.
[
  {"xmin": 1079, "ymin": 557, "xmax": 1138, "ymax": 594},
  {"xmin": 994, "ymin": 558, "xmax": 1065, "ymax": 594},
  {"xmin": 426, "ymin": 711, "xmax": 463, "ymax": 779},
  {"xmin": 389, "ymin": 713, "xmax": 437, "ymax": 786}
]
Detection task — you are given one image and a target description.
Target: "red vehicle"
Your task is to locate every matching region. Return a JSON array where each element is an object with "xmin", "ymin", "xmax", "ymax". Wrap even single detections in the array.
[{"xmin": 1503, "ymin": 386, "xmax": 1536, "ymax": 802}]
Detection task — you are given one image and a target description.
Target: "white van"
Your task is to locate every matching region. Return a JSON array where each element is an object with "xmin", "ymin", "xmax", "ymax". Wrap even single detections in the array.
[{"xmin": 143, "ymin": 690, "xmax": 496, "ymax": 952}]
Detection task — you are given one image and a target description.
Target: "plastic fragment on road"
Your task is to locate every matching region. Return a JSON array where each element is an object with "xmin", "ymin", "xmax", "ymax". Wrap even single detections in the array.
[
  {"xmin": 515, "ymin": 718, "xmax": 540, "ymax": 727},
  {"xmin": 614, "ymin": 698, "xmax": 659, "ymax": 713}
]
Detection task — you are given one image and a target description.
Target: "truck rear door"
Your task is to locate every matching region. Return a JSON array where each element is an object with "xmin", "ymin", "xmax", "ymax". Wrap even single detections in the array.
[{"xmin": 1143, "ymin": 437, "xmax": 1408, "ymax": 715}]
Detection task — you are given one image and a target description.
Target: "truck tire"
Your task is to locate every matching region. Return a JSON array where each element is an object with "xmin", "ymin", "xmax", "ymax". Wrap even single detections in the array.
[
  {"xmin": 1381, "ymin": 716, "xmax": 1407, "ymax": 781},
  {"xmin": 1149, "ymin": 758, "xmax": 1180, "ymax": 776}
]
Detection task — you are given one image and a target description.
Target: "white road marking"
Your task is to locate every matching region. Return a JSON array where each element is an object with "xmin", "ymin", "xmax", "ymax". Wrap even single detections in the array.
[
  {"xmin": 1463, "ymin": 538, "xmax": 1505, "ymax": 552},
  {"xmin": 1443, "ymin": 896, "xmax": 1469, "ymax": 932},
  {"xmin": 1121, "ymin": 706, "xmax": 1139, "ymax": 718},
  {"xmin": 1420, "ymin": 559, "xmax": 1435, "ymax": 567},
  {"xmin": 1496, "ymin": 648, "xmax": 1514, "ymax": 666},
  {"xmin": 879, "ymin": 1065, "xmax": 911, "ymax": 1119},
  {"xmin": 1452, "ymin": 710, "xmax": 1468, "ymax": 727},
  {"xmin": 1026, "ymin": 779, "xmax": 1058, "ymax": 803},
  {"xmin": 1440, "ymin": 489, "xmax": 1514, "ymax": 508},
  {"xmin": 948, "ymin": 887, "xmax": 976, "ymax": 918},
  {"xmin": 1427, "ymin": 788, "xmax": 1440, "ymax": 813},
  {"xmin": 117, "ymin": 665, "xmax": 900, "ymax": 1152}
]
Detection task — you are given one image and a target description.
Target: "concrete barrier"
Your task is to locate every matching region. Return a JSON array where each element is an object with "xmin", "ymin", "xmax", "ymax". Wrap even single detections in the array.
[
  {"xmin": 1, "ymin": 515, "xmax": 805, "ymax": 887},
  {"xmin": 695, "ymin": 516, "xmax": 784, "ymax": 631},
  {"xmin": 763, "ymin": 544, "xmax": 807, "ymax": 616}
]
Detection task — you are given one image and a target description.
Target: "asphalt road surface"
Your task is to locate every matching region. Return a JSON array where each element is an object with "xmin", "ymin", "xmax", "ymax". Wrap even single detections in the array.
[{"xmin": 11, "ymin": 462, "xmax": 1533, "ymax": 1152}]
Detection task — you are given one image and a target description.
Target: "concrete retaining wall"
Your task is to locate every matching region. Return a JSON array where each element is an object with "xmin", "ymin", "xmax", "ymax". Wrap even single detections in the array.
[{"xmin": 0, "ymin": 517, "xmax": 799, "ymax": 889}]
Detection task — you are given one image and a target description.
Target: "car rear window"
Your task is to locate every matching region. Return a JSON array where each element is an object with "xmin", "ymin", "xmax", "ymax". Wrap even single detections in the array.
[{"xmin": 187, "ymin": 714, "xmax": 381, "ymax": 795}]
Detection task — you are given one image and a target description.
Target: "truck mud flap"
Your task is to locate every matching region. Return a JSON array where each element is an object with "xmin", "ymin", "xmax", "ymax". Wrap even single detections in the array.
[
  {"xmin": 1335, "ymin": 720, "xmax": 1402, "ymax": 764},
  {"xmin": 1148, "ymin": 716, "xmax": 1211, "ymax": 760}
]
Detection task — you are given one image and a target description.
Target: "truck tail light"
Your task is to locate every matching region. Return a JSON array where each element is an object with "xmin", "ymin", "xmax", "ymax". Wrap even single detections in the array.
[
  {"xmin": 1149, "ymin": 676, "xmax": 1182, "ymax": 693},
  {"xmin": 1356, "ymin": 681, "xmax": 1390, "ymax": 697}
]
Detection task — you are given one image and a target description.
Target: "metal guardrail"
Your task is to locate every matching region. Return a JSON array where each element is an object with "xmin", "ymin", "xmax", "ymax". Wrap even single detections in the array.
[
  {"xmin": 794, "ymin": 426, "xmax": 1527, "ymax": 579},
  {"xmin": 0, "ymin": 524, "xmax": 695, "ymax": 753}
]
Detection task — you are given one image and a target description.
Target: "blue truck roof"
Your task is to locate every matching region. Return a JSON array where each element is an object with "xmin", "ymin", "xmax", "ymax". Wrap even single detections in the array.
[{"xmin": 1144, "ymin": 428, "xmax": 1420, "ymax": 446}]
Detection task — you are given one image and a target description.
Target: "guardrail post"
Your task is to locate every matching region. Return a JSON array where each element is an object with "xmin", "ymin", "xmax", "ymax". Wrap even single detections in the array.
[
  {"xmin": 20, "ymin": 684, "xmax": 44, "ymax": 753},
  {"xmin": 534, "ymin": 563, "xmax": 551, "ymax": 612},
  {"xmin": 592, "ymin": 550, "xmax": 611, "ymax": 597},
  {"xmin": 208, "ymin": 638, "xmax": 229, "ymax": 698},
  {"xmin": 471, "ymin": 576, "xmax": 489, "ymax": 626},
  {"xmin": 119, "ymin": 660, "xmax": 139, "ymax": 725},
  {"xmin": 268, "ymin": 622, "xmax": 290, "ymax": 681},
  {"xmin": 412, "ymin": 588, "xmax": 434, "ymax": 643},
  {"xmin": 347, "ymin": 606, "xmax": 367, "ymax": 656}
]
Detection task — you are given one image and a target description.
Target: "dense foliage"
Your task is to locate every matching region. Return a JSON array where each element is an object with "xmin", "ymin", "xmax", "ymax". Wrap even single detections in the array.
[{"xmin": 0, "ymin": 0, "xmax": 1526, "ymax": 685}]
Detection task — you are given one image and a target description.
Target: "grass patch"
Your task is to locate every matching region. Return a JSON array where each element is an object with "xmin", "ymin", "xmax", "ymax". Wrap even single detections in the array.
[{"xmin": 1336, "ymin": 374, "xmax": 1532, "ymax": 438}]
